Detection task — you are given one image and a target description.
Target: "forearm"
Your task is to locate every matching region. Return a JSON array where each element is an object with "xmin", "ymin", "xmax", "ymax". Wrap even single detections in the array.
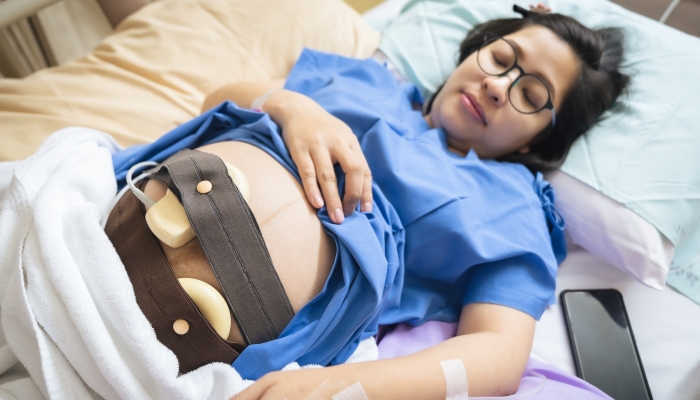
[
  {"xmin": 201, "ymin": 80, "xmax": 285, "ymax": 114},
  {"xmin": 334, "ymin": 331, "xmax": 528, "ymax": 399},
  {"xmin": 201, "ymin": 81, "xmax": 320, "ymax": 132}
]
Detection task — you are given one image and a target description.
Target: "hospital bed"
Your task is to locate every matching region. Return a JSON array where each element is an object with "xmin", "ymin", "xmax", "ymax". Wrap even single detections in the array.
[{"xmin": 1, "ymin": 0, "xmax": 699, "ymax": 399}]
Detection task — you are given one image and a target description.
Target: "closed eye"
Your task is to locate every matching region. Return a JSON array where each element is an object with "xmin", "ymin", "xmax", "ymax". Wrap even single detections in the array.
[
  {"xmin": 491, "ymin": 54, "xmax": 508, "ymax": 68},
  {"xmin": 522, "ymin": 87, "xmax": 537, "ymax": 107}
]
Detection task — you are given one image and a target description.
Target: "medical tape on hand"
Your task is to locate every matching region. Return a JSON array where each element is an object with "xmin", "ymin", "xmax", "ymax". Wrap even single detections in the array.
[
  {"xmin": 440, "ymin": 359, "xmax": 469, "ymax": 400},
  {"xmin": 331, "ymin": 382, "xmax": 369, "ymax": 400}
]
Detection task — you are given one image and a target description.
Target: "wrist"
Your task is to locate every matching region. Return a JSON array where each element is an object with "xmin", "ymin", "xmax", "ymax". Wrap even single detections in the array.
[
  {"xmin": 251, "ymin": 88, "xmax": 282, "ymax": 112},
  {"xmin": 264, "ymin": 90, "xmax": 316, "ymax": 127}
]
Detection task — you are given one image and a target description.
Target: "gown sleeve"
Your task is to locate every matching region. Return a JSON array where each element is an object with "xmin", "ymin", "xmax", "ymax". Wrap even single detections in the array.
[
  {"xmin": 460, "ymin": 172, "xmax": 567, "ymax": 319},
  {"xmin": 283, "ymin": 48, "xmax": 426, "ymax": 142},
  {"xmin": 394, "ymin": 159, "xmax": 567, "ymax": 323}
]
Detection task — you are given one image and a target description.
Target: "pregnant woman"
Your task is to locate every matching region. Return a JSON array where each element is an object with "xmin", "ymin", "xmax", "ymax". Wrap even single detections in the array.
[{"xmin": 107, "ymin": 7, "xmax": 628, "ymax": 398}]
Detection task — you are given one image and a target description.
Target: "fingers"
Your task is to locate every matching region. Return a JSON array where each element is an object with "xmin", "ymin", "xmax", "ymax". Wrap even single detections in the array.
[
  {"xmin": 355, "ymin": 142, "xmax": 373, "ymax": 213},
  {"xmin": 296, "ymin": 153, "xmax": 325, "ymax": 209},
  {"xmin": 337, "ymin": 143, "xmax": 372, "ymax": 216},
  {"xmin": 286, "ymin": 128, "xmax": 372, "ymax": 224},
  {"xmin": 230, "ymin": 372, "xmax": 283, "ymax": 400},
  {"xmin": 360, "ymin": 166, "xmax": 373, "ymax": 213},
  {"xmin": 311, "ymin": 148, "xmax": 345, "ymax": 224},
  {"xmin": 289, "ymin": 143, "xmax": 345, "ymax": 224},
  {"xmin": 230, "ymin": 381, "xmax": 266, "ymax": 400}
]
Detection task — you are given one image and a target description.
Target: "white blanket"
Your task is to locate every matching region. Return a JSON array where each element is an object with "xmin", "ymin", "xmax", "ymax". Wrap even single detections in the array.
[{"xmin": 0, "ymin": 128, "xmax": 377, "ymax": 400}]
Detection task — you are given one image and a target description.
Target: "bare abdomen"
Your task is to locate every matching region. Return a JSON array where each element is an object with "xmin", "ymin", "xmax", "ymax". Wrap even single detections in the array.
[{"xmin": 143, "ymin": 141, "xmax": 335, "ymax": 344}]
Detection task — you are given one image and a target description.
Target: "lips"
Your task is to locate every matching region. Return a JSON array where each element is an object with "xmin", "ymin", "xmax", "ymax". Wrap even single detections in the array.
[{"xmin": 460, "ymin": 92, "xmax": 486, "ymax": 125}]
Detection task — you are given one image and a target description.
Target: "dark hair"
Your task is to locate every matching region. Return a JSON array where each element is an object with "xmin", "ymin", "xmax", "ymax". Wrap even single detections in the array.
[{"xmin": 425, "ymin": 13, "xmax": 630, "ymax": 171}]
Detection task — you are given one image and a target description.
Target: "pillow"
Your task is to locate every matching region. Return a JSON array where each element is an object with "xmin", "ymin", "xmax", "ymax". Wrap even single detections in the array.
[
  {"xmin": 0, "ymin": 0, "xmax": 380, "ymax": 161},
  {"xmin": 378, "ymin": 0, "xmax": 700, "ymax": 292},
  {"xmin": 544, "ymin": 170, "xmax": 674, "ymax": 289},
  {"xmin": 362, "ymin": 0, "xmax": 411, "ymax": 32}
]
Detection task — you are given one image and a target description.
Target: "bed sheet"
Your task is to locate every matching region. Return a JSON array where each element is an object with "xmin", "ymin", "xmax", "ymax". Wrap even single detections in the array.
[{"xmin": 532, "ymin": 243, "xmax": 700, "ymax": 400}]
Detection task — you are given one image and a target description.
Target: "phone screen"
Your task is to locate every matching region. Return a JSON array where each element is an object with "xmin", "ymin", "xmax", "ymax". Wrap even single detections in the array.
[{"xmin": 561, "ymin": 290, "xmax": 652, "ymax": 400}]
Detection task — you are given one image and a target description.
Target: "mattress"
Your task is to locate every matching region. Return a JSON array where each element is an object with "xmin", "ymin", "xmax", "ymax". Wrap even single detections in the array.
[{"xmin": 532, "ymin": 243, "xmax": 700, "ymax": 400}]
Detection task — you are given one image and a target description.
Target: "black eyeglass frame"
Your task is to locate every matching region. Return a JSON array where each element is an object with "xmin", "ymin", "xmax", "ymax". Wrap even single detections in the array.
[{"xmin": 477, "ymin": 33, "xmax": 556, "ymax": 127}]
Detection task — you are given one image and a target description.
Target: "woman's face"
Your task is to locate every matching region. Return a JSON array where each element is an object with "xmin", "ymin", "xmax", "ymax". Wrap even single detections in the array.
[{"xmin": 426, "ymin": 25, "xmax": 579, "ymax": 158}]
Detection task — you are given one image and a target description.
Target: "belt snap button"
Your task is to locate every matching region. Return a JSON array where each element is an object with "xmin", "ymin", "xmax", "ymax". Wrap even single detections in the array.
[
  {"xmin": 173, "ymin": 319, "xmax": 190, "ymax": 335},
  {"xmin": 196, "ymin": 180, "xmax": 212, "ymax": 194}
]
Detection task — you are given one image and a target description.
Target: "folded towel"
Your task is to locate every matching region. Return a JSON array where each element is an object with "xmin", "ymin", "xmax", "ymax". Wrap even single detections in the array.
[{"xmin": 0, "ymin": 127, "xmax": 377, "ymax": 399}]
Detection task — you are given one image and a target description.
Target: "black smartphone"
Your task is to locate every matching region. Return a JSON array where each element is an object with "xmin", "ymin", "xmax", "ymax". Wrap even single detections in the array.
[{"xmin": 560, "ymin": 289, "xmax": 653, "ymax": 400}]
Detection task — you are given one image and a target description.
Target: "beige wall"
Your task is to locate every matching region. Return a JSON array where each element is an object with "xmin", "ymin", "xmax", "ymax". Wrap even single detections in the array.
[
  {"xmin": 36, "ymin": 0, "xmax": 112, "ymax": 65},
  {"xmin": 0, "ymin": 0, "xmax": 156, "ymax": 78},
  {"xmin": 0, "ymin": 18, "xmax": 48, "ymax": 77},
  {"xmin": 0, "ymin": 0, "xmax": 111, "ymax": 77},
  {"xmin": 665, "ymin": 1, "xmax": 700, "ymax": 37},
  {"xmin": 613, "ymin": 0, "xmax": 700, "ymax": 37}
]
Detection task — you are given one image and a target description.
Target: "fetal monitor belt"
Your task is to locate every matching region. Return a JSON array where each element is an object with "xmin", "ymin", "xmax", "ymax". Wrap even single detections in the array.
[
  {"xmin": 105, "ymin": 150, "xmax": 294, "ymax": 372},
  {"xmin": 106, "ymin": 184, "xmax": 239, "ymax": 373},
  {"xmin": 149, "ymin": 149, "xmax": 294, "ymax": 344}
]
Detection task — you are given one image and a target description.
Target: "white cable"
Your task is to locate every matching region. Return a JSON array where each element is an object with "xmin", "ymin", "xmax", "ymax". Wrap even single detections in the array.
[
  {"xmin": 659, "ymin": 0, "xmax": 681, "ymax": 24},
  {"xmin": 101, "ymin": 161, "xmax": 158, "ymax": 230},
  {"xmin": 126, "ymin": 161, "xmax": 159, "ymax": 208}
]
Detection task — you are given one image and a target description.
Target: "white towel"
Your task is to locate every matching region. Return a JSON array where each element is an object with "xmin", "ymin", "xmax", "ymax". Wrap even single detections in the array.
[{"xmin": 0, "ymin": 127, "xmax": 377, "ymax": 400}]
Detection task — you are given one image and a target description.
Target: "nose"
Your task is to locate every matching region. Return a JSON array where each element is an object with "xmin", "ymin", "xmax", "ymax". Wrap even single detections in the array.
[{"xmin": 482, "ymin": 69, "xmax": 519, "ymax": 108}]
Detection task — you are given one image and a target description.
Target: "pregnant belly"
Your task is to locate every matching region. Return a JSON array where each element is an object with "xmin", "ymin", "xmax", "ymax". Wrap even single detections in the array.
[{"xmin": 143, "ymin": 141, "xmax": 335, "ymax": 344}]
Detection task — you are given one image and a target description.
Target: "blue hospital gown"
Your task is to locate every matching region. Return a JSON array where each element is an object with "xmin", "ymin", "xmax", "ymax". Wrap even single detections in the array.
[{"xmin": 112, "ymin": 49, "xmax": 566, "ymax": 379}]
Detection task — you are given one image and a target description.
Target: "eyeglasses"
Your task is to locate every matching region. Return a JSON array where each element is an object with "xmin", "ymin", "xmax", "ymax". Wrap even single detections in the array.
[{"xmin": 477, "ymin": 33, "xmax": 556, "ymax": 127}]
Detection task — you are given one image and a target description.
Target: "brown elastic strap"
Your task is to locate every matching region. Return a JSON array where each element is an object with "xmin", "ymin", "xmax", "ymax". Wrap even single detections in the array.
[
  {"xmin": 105, "ymin": 184, "xmax": 241, "ymax": 373},
  {"xmin": 150, "ymin": 150, "xmax": 294, "ymax": 345}
]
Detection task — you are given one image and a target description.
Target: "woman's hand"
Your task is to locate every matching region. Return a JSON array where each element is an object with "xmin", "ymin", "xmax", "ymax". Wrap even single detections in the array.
[
  {"xmin": 201, "ymin": 82, "xmax": 372, "ymax": 224},
  {"xmin": 232, "ymin": 368, "xmax": 358, "ymax": 400},
  {"xmin": 265, "ymin": 91, "xmax": 373, "ymax": 224}
]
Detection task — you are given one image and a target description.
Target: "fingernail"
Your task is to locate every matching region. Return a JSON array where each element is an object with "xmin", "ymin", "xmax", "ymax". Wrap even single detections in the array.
[
  {"xmin": 333, "ymin": 208, "xmax": 344, "ymax": 224},
  {"xmin": 362, "ymin": 202, "xmax": 372, "ymax": 213},
  {"xmin": 313, "ymin": 194, "xmax": 324, "ymax": 208}
]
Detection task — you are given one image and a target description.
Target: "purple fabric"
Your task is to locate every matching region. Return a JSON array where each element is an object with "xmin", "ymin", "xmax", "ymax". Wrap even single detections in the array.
[{"xmin": 377, "ymin": 321, "xmax": 612, "ymax": 399}]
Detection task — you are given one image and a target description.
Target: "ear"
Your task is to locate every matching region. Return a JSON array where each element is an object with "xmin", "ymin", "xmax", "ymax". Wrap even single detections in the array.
[{"xmin": 518, "ymin": 146, "xmax": 530, "ymax": 154}]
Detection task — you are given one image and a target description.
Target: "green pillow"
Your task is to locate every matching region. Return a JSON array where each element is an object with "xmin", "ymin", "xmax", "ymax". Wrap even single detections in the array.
[{"xmin": 379, "ymin": 0, "xmax": 700, "ymax": 299}]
